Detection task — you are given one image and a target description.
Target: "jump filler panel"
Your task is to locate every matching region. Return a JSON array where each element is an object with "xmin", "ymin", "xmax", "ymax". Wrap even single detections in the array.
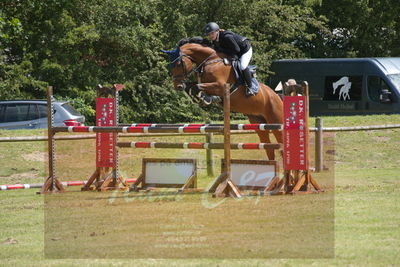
[
  {"xmin": 129, "ymin": 158, "xmax": 197, "ymax": 192},
  {"xmin": 223, "ymin": 159, "xmax": 279, "ymax": 192}
]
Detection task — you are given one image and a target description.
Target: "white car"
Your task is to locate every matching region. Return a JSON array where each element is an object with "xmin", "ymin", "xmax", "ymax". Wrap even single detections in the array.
[{"xmin": 0, "ymin": 100, "xmax": 85, "ymax": 129}]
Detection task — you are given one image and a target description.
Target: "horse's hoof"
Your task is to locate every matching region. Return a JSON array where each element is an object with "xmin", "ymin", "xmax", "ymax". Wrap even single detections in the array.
[
  {"xmin": 211, "ymin": 96, "xmax": 222, "ymax": 103},
  {"xmin": 201, "ymin": 99, "xmax": 212, "ymax": 106}
]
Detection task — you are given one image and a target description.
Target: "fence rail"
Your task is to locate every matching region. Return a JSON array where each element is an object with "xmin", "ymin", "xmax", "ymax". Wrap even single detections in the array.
[
  {"xmin": 0, "ymin": 131, "xmax": 246, "ymax": 142},
  {"xmin": 313, "ymin": 124, "xmax": 400, "ymax": 132},
  {"xmin": 1, "ymin": 123, "xmax": 400, "ymax": 142},
  {"xmin": 2, "ymin": 120, "xmax": 399, "ymax": 174}
]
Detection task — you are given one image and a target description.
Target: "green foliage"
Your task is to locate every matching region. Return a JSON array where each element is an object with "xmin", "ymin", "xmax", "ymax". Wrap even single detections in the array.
[
  {"xmin": 1, "ymin": 0, "xmax": 400, "ymax": 122},
  {"xmin": 315, "ymin": 0, "xmax": 400, "ymax": 57}
]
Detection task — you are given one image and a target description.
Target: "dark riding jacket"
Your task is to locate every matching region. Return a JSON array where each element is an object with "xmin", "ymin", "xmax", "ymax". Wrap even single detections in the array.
[{"xmin": 212, "ymin": 30, "xmax": 250, "ymax": 57}]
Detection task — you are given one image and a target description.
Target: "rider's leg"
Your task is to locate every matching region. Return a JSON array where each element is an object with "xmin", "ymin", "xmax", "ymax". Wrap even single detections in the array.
[
  {"xmin": 242, "ymin": 68, "xmax": 253, "ymax": 88},
  {"xmin": 239, "ymin": 48, "xmax": 253, "ymax": 90}
]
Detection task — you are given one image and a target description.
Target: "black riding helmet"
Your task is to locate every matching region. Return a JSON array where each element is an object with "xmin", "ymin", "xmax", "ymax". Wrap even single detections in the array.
[{"xmin": 204, "ymin": 22, "xmax": 220, "ymax": 36}]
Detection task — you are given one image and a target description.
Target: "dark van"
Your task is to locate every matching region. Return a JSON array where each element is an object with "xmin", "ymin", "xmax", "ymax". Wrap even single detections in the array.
[{"xmin": 268, "ymin": 58, "xmax": 400, "ymax": 116}]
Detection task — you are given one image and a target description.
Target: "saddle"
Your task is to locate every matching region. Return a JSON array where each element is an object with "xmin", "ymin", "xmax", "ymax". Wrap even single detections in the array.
[{"xmin": 229, "ymin": 59, "xmax": 259, "ymax": 96}]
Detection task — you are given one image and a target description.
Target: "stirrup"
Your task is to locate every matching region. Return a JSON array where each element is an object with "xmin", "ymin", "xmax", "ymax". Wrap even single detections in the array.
[{"xmin": 245, "ymin": 86, "xmax": 256, "ymax": 97}]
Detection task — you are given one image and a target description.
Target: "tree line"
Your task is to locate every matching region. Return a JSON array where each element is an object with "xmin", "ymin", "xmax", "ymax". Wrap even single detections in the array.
[{"xmin": 1, "ymin": 0, "xmax": 399, "ymax": 123}]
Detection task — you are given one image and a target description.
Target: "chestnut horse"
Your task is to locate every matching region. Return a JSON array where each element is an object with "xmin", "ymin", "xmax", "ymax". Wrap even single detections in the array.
[{"xmin": 163, "ymin": 38, "xmax": 283, "ymax": 160}]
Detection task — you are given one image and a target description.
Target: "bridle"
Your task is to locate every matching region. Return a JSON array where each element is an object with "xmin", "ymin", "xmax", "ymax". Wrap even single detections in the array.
[
  {"xmin": 170, "ymin": 53, "xmax": 196, "ymax": 83},
  {"xmin": 171, "ymin": 51, "xmax": 222, "ymax": 84}
]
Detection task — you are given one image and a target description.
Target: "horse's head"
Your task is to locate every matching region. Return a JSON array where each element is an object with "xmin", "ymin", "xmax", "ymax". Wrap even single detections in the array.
[
  {"xmin": 162, "ymin": 37, "xmax": 214, "ymax": 91},
  {"xmin": 161, "ymin": 46, "xmax": 194, "ymax": 91}
]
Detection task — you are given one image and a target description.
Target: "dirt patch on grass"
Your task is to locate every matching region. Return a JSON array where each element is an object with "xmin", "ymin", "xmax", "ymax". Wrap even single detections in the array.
[
  {"xmin": 373, "ymin": 136, "xmax": 391, "ymax": 142},
  {"xmin": 0, "ymin": 171, "xmax": 41, "ymax": 184},
  {"xmin": 22, "ymin": 152, "xmax": 48, "ymax": 162}
]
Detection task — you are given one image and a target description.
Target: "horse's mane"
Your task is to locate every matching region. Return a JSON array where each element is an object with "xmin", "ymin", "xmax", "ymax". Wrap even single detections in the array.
[{"xmin": 177, "ymin": 36, "xmax": 212, "ymax": 47}]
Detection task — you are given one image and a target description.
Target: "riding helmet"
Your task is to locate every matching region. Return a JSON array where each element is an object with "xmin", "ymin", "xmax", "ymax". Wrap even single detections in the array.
[{"xmin": 204, "ymin": 22, "xmax": 220, "ymax": 36}]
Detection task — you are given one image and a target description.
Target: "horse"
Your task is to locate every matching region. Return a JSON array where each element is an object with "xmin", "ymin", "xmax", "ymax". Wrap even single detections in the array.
[
  {"xmin": 333, "ymin": 76, "xmax": 351, "ymax": 101},
  {"xmin": 162, "ymin": 38, "xmax": 283, "ymax": 160},
  {"xmin": 333, "ymin": 76, "xmax": 351, "ymax": 100}
]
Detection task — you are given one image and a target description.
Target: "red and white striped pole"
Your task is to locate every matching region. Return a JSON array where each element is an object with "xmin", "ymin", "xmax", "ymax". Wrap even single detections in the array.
[
  {"xmin": 52, "ymin": 123, "xmax": 282, "ymax": 134},
  {"xmin": 1, "ymin": 179, "xmax": 137, "ymax": 191},
  {"xmin": 117, "ymin": 141, "xmax": 281, "ymax": 150}
]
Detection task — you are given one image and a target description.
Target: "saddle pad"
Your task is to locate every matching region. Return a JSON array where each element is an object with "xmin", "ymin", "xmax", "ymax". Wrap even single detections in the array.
[{"xmin": 232, "ymin": 60, "xmax": 259, "ymax": 95}]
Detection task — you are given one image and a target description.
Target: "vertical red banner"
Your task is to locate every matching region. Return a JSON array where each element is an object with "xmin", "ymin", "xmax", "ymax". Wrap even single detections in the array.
[
  {"xmin": 96, "ymin": 98, "xmax": 116, "ymax": 168},
  {"xmin": 283, "ymin": 96, "xmax": 308, "ymax": 170}
]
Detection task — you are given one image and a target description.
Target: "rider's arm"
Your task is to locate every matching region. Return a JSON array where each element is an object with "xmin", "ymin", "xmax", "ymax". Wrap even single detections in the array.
[{"xmin": 219, "ymin": 34, "xmax": 240, "ymax": 56}]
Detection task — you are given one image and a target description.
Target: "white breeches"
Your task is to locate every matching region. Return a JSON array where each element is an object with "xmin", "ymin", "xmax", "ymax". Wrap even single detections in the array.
[{"xmin": 239, "ymin": 47, "xmax": 252, "ymax": 70}]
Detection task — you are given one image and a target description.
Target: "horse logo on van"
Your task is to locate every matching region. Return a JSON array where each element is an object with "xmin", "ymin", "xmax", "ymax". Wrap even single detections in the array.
[{"xmin": 333, "ymin": 76, "xmax": 351, "ymax": 101}]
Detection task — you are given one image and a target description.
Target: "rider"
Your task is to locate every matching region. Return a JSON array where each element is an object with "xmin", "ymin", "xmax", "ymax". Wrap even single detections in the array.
[{"xmin": 204, "ymin": 22, "xmax": 254, "ymax": 94}]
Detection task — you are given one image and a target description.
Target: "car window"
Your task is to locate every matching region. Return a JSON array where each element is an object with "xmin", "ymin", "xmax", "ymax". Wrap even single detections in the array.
[
  {"xmin": 4, "ymin": 103, "xmax": 30, "ymax": 122},
  {"xmin": 38, "ymin": 104, "xmax": 48, "ymax": 118},
  {"xmin": 27, "ymin": 104, "xmax": 39, "ymax": 120},
  {"xmin": 0, "ymin": 105, "xmax": 5, "ymax": 123},
  {"xmin": 61, "ymin": 103, "xmax": 81, "ymax": 116},
  {"xmin": 368, "ymin": 76, "xmax": 391, "ymax": 102}
]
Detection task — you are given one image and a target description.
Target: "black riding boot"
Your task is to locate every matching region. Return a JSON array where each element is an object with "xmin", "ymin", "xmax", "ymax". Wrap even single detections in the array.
[{"xmin": 242, "ymin": 67, "xmax": 254, "ymax": 96}]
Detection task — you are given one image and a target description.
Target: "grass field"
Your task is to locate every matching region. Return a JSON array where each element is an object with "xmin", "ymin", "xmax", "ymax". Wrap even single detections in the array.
[{"xmin": 0, "ymin": 114, "xmax": 399, "ymax": 266}]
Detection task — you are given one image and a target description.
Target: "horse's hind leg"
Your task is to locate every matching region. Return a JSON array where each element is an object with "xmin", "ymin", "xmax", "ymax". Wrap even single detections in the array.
[
  {"xmin": 271, "ymin": 128, "xmax": 283, "ymax": 161},
  {"xmin": 260, "ymin": 88, "xmax": 284, "ymax": 159},
  {"xmin": 247, "ymin": 115, "xmax": 275, "ymax": 160}
]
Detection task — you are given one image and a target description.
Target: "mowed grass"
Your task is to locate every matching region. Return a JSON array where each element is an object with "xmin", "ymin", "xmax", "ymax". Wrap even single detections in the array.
[{"xmin": 0, "ymin": 114, "xmax": 399, "ymax": 266}]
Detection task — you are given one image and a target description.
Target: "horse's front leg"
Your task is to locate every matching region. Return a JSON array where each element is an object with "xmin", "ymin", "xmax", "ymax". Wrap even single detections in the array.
[
  {"xmin": 184, "ymin": 82, "xmax": 222, "ymax": 105},
  {"xmin": 197, "ymin": 82, "xmax": 225, "ymax": 97}
]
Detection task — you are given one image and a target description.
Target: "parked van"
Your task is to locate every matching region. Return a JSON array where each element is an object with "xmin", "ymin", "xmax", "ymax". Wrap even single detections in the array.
[{"xmin": 268, "ymin": 58, "xmax": 400, "ymax": 116}]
